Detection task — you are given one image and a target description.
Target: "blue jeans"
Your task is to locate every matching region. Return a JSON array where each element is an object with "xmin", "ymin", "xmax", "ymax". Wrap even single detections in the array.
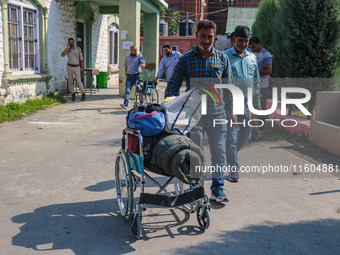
[
  {"xmin": 226, "ymin": 102, "xmax": 252, "ymax": 171},
  {"xmin": 123, "ymin": 75, "xmax": 141, "ymax": 107},
  {"xmin": 200, "ymin": 116, "xmax": 228, "ymax": 193}
]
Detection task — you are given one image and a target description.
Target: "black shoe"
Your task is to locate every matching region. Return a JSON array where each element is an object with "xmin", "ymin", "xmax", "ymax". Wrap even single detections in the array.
[
  {"xmin": 81, "ymin": 93, "xmax": 86, "ymax": 101},
  {"xmin": 71, "ymin": 93, "xmax": 76, "ymax": 101}
]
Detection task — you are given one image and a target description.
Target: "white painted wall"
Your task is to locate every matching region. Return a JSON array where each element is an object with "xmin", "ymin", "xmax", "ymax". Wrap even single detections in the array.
[
  {"xmin": 46, "ymin": 0, "xmax": 76, "ymax": 93},
  {"xmin": 0, "ymin": 0, "xmax": 115, "ymax": 103},
  {"xmin": 0, "ymin": 6, "xmax": 4, "ymax": 90},
  {"xmin": 215, "ymin": 35, "xmax": 231, "ymax": 51},
  {"xmin": 47, "ymin": 1, "xmax": 110, "ymax": 92},
  {"xmin": 92, "ymin": 8, "xmax": 110, "ymax": 72}
]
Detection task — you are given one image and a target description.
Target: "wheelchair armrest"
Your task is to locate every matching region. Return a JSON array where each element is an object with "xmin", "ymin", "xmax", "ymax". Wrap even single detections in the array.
[{"xmin": 124, "ymin": 128, "xmax": 141, "ymax": 135}]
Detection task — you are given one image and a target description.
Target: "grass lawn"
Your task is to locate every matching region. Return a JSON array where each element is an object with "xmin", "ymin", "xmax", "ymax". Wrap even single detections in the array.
[{"xmin": 0, "ymin": 93, "xmax": 66, "ymax": 124}]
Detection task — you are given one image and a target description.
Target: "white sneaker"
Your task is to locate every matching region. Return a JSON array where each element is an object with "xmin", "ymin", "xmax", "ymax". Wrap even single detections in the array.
[{"xmin": 120, "ymin": 104, "xmax": 127, "ymax": 109}]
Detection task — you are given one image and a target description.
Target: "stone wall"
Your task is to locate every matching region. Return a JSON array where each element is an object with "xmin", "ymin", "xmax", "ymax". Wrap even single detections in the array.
[{"xmin": 2, "ymin": 81, "xmax": 47, "ymax": 104}]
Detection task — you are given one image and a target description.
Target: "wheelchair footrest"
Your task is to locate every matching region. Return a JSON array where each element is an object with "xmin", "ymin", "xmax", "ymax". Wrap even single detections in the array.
[{"xmin": 139, "ymin": 187, "xmax": 205, "ymax": 207}]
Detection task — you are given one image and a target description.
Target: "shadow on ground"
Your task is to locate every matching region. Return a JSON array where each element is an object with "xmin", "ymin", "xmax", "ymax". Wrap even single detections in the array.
[
  {"xmin": 174, "ymin": 219, "xmax": 340, "ymax": 255},
  {"xmin": 11, "ymin": 199, "xmax": 136, "ymax": 254},
  {"xmin": 248, "ymin": 127, "xmax": 340, "ymax": 177},
  {"xmin": 11, "ymin": 197, "xmax": 205, "ymax": 254}
]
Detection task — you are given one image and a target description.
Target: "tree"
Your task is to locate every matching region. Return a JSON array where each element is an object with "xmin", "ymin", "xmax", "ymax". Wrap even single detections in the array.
[
  {"xmin": 271, "ymin": 0, "xmax": 340, "ymax": 114},
  {"xmin": 251, "ymin": 0, "xmax": 279, "ymax": 53},
  {"xmin": 160, "ymin": 7, "xmax": 167, "ymax": 21},
  {"xmin": 140, "ymin": 12, "xmax": 144, "ymax": 36},
  {"xmin": 169, "ymin": 11, "xmax": 181, "ymax": 36}
]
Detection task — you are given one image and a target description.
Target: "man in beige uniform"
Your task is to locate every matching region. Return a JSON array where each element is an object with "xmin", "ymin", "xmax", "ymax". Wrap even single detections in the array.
[{"xmin": 61, "ymin": 38, "xmax": 86, "ymax": 101}]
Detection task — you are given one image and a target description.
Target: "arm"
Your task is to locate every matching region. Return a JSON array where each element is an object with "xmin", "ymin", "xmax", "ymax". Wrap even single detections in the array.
[
  {"xmin": 61, "ymin": 43, "xmax": 69, "ymax": 57},
  {"xmin": 253, "ymin": 63, "xmax": 261, "ymax": 109},
  {"xmin": 165, "ymin": 57, "xmax": 185, "ymax": 98},
  {"xmin": 259, "ymin": 64, "xmax": 272, "ymax": 76},
  {"xmin": 79, "ymin": 48, "xmax": 84, "ymax": 72},
  {"xmin": 124, "ymin": 56, "xmax": 128, "ymax": 78},
  {"xmin": 155, "ymin": 57, "xmax": 166, "ymax": 82},
  {"xmin": 259, "ymin": 55, "xmax": 273, "ymax": 76},
  {"xmin": 140, "ymin": 55, "xmax": 146, "ymax": 68},
  {"xmin": 222, "ymin": 56, "xmax": 237, "ymax": 124}
]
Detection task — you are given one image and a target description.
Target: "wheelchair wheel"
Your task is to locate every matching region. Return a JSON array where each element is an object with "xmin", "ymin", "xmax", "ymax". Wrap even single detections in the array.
[
  {"xmin": 115, "ymin": 150, "xmax": 133, "ymax": 220},
  {"xmin": 197, "ymin": 205, "xmax": 210, "ymax": 230},
  {"xmin": 149, "ymin": 89, "xmax": 159, "ymax": 104},
  {"xmin": 134, "ymin": 90, "xmax": 147, "ymax": 107},
  {"xmin": 130, "ymin": 212, "xmax": 142, "ymax": 239}
]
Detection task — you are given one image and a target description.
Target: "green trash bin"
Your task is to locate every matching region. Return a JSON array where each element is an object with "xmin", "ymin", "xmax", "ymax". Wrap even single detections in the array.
[{"xmin": 96, "ymin": 72, "xmax": 108, "ymax": 88}]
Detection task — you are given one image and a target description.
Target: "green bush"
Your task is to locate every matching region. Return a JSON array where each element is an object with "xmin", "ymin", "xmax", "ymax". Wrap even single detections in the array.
[
  {"xmin": 251, "ymin": 0, "xmax": 279, "ymax": 53},
  {"xmin": 270, "ymin": 0, "xmax": 340, "ymax": 114}
]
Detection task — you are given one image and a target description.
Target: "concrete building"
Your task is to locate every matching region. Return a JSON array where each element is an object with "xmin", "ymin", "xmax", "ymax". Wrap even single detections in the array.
[
  {"xmin": 208, "ymin": 0, "xmax": 229, "ymax": 35},
  {"xmin": 0, "ymin": 0, "xmax": 167, "ymax": 104},
  {"xmin": 226, "ymin": 6, "xmax": 258, "ymax": 34},
  {"xmin": 233, "ymin": 0, "xmax": 261, "ymax": 8},
  {"xmin": 207, "ymin": 0, "xmax": 261, "ymax": 35},
  {"xmin": 141, "ymin": 35, "xmax": 196, "ymax": 64}
]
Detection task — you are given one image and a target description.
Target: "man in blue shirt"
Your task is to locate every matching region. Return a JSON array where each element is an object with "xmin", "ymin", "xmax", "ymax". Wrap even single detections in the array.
[
  {"xmin": 120, "ymin": 45, "xmax": 146, "ymax": 109},
  {"xmin": 166, "ymin": 19, "xmax": 236, "ymax": 202},
  {"xmin": 249, "ymin": 36, "xmax": 273, "ymax": 132},
  {"xmin": 154, "ymin": 45, "xmax": 182, "ymax": 82},
  {"xmin": 224, "ymin": 25, "xmax": 261, "ymax": 182},
  {"xmin": 226, "ymin": 32, "xmax": 252, "ymax": 52}
]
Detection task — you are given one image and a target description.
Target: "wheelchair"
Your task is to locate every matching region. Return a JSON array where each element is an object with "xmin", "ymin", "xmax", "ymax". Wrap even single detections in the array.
[
  {"xmin": 134, "ymin": 80, "xmax": 159, "ymax": 107},
  {"xmin": 114, "ymin": 128, "xmax": 210, "ymax": 239}
]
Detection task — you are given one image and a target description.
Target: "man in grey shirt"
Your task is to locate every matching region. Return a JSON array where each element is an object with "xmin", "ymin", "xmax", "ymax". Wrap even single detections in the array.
[
  {"xmin": 120, "ymin": 45, "xmax": 146, "ymax": 109},
  {"xmin": 249, "ymin": 36, "xmax": 273, "ymax": 132},
  {"xmin": 61, "ymin": 38, "xmax": 86, "ymax": 101}
]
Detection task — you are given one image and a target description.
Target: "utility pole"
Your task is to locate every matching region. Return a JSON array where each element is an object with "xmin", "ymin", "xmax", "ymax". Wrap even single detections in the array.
[{"xmin": 186, "ymin": 12, "xmax": 189, "ymax": 36}]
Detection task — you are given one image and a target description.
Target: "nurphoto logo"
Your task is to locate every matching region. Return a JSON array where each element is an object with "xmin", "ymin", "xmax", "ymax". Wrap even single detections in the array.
[{"xmin": 199, "ymin": 84, "xmax": 312, "ymax": 128}]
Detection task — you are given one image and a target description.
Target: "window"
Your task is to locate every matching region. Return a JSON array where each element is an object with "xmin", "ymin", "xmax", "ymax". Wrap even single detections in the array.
[
  {"xmin": 161, "ymin": 45, "xmax": 178, "ymax": 55},
  {"xmin": 8, "ymin": 1, "xmax": 39, "ymax": 74},
  {"xmin": 171, "ymin": 45, "xmax": 178, "ymax": 52},
  {"xmin": 109, "ymin": 26, "xmax": 119, "ymax": 67}
]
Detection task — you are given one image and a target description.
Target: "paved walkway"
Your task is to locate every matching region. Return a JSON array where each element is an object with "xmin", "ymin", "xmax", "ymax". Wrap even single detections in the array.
[{"xmin": 0, "ymin": 88, "xmax": 339, "ymax": 255}]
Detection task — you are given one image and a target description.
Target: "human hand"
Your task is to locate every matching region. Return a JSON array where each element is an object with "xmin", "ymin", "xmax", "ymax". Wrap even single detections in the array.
[{"xmin": 229, "ymin": 113, "xmax": 238, "ymax": 130}]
